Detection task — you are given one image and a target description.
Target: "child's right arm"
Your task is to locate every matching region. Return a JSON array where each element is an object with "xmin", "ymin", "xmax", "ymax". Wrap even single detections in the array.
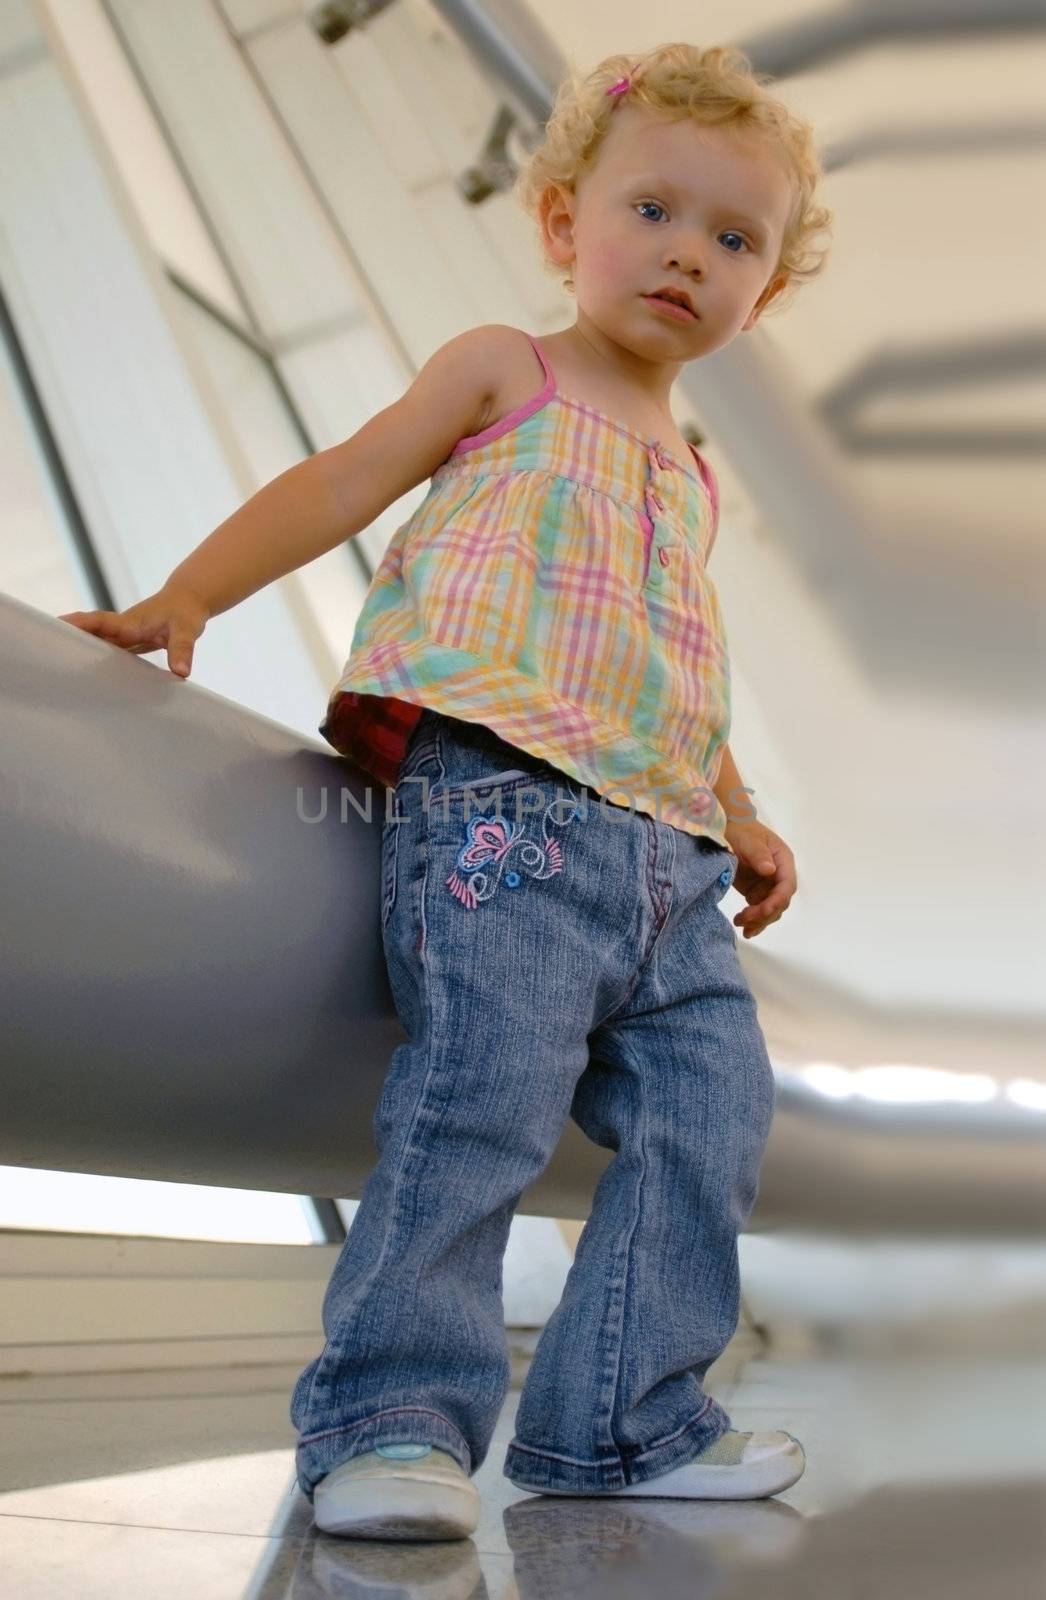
[{"xmin": 58, "ymin": 325, "xmax": 509, "ymax": 677}]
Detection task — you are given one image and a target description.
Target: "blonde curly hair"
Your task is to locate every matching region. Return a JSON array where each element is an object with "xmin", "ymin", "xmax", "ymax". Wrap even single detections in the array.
[{"xmin": 514, "ymin": 42, "xmax": 833, "ymax": 315}]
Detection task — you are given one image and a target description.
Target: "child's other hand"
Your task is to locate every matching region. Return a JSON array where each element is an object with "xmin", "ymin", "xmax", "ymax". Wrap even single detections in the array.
[
  {"xmin": 721, "ymin": 820, "xmax": 797, "ymax": 938},
  {"xmin": 58, "ymin": 585, "xmax": 210, "ymax": 679}
]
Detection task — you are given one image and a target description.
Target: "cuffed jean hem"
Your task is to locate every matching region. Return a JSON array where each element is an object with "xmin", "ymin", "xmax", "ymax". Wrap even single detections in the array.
[
  {"xmin": 501, "ymin": 1394, "xmax": 732, "ymax": 1494},
  {"xmin": 294, "ymin": 1406, "xmax": 473, "ymax": 1502}
]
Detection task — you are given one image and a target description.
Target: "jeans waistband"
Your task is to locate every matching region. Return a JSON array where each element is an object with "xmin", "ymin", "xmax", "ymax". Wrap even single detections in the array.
[
  {"xmin": 401, "ymin": 708, "xmax": 551, "ymax": 785},
  {"xmin": 399, "ymin": 708, "xmax": 727, "ymax": 852}
]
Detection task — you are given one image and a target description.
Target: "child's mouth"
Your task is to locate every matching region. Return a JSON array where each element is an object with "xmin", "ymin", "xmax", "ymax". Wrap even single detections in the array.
[{"xmin": 642, "ymin": 294, "xmax": 698, "ymax": 322}]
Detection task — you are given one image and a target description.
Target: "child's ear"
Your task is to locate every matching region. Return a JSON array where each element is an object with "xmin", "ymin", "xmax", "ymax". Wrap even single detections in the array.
[
  {"xmin": 742, "ymin": 272, "xmax": 789, "ymax": 331},
  {"xmin": 540, "ymin": 183, "xmax": 577, "ymax": 271}
]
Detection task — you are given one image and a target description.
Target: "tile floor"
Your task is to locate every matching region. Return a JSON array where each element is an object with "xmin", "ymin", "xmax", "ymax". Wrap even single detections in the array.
[{"xmin": 2, "ymin": 1302, "xmax": 1043, "ymax": 1599}]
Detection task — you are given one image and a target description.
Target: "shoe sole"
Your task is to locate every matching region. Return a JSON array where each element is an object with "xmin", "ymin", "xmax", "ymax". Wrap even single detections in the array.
[
  {"xmin": 611, "ymin": 1435, "xmax": 806, "ymax": 1499},
  {"xmin": 314, "ymin": 1473, "xmax": 480, "ymax": 1541},
  {"xmin": 510, "ymin": 1436, "xmax": 806, "ymax": 1502}
]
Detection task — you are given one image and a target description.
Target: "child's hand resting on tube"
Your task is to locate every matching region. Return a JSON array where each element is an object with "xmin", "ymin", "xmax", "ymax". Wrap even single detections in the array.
[{"xmin": 58, "ymin": 585, "xmax": 209, "ymax": 679}]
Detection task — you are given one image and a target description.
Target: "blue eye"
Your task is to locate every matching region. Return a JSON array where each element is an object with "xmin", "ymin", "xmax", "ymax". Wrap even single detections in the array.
[
  {"xmin": 720, "ymin": 232, "xmax": 749, "ymax": 253},
  {"xmin": 635, "ymin": 201, "xmax": 667, "ymax": 222}
]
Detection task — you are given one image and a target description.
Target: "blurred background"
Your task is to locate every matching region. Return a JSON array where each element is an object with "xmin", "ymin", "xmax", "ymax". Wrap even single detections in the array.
[{"xmin": 1, "ymin": 1, "xmax": 1044, "ymax": 1596}]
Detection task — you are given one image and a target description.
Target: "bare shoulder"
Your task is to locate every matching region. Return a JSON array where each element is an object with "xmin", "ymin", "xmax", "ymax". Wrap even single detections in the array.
[
  {"xmin": 462, "ymin": 324, "xmax": 551, "ymax": 435},
  {"xmin": 314, "ymin": 325, "xmax": 546, "ymax": 516}
]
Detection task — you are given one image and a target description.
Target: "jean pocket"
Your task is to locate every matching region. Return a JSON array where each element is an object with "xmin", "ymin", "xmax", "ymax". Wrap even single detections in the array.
[
  {"xmin": 434, "ymin": 721, "xmax": 572, "ymax": 795},
  {"xmin": 425, "ymin": 773, "xmax": 586, "ymax": 912},
  {"xmin": 432, "ymin": 766, "xmax": 529, "ymax": 797},
  {"xmin": 427, "ymin": 771, "xmax": 574, "ymax": 826}
]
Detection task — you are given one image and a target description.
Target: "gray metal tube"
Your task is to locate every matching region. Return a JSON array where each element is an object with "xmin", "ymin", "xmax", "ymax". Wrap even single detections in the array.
[{"xmin": 3, "ymin": 595, "xmax": 1043, "ymax": 1234}]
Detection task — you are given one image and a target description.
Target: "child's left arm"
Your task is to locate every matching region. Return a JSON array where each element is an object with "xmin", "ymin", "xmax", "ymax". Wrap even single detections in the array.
[{"xmin": 713, "ymin": 743, "xmax": 798, "ymax": 939}]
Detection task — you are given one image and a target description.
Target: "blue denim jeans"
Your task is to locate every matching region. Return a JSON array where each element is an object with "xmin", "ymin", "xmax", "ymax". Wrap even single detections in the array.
[{"xmin": 290, "ymin": 708, "xmax": 777, "ymax": 1496}]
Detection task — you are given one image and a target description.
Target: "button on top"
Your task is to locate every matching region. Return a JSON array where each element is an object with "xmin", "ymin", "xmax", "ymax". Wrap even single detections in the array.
[
  {"xmin": 643, "ymin": 446, "xmax": 681, "ymax": 584},
  {"xmin": 719, "ymin": 867, "xmax": 732, "ymax": 885}
]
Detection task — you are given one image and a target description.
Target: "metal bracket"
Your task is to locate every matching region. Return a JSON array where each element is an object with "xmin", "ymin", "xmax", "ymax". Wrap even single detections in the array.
[
  {"xmin": 456, "ymin": 103, "xmax": 521, "ymax": 205},
  {"xmin": 308, "ymin": 0, "xmax": 399, "ymax": 46}
]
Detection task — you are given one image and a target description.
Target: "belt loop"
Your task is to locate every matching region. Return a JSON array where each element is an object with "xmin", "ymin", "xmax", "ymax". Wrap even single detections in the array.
[{"xmin": 400, "ymin": 708, "xmax": 440, "ymax": 782}]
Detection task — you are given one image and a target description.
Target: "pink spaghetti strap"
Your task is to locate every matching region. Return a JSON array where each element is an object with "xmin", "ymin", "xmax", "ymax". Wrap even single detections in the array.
[
  {"xmin": 689, "ymin": 445, "xmax": 719, "ymax": 521},
  {"xmin": 450, "ymin": 330, "xmax": 556, "ymax": 456},
  {"xmin": 524, "ymin": 332, "xmax": 557, "ymax": 393}
]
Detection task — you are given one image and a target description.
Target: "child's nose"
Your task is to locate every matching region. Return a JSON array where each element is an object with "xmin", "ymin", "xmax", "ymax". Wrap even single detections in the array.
[{"xmin": 666, "ymin": 237, "xmax": 707, "ymax": 278}]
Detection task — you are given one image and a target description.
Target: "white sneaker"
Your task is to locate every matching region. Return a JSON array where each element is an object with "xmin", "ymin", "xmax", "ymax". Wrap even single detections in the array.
[
  {"xmin": 511, "ymin": 1429, "xmax": 806, "ymax": 1501},
  {"xmin": 313, "ymin": 1443, "xmax": 480, "ymax": 1540}
]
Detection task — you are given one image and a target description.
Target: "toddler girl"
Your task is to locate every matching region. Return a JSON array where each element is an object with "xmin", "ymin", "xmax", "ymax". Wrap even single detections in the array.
[{"xmin": 60, "ymin": 41, "xmax": 831, "ymax": 1542}]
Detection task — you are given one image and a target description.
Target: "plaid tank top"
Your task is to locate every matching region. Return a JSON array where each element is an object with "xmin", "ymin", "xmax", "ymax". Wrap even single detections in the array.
[{"xmin": 318, "ymin": 331, "xmax": 733, "ymax": 844}]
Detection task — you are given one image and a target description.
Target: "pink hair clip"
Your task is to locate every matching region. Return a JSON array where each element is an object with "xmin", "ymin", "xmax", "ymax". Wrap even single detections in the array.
[{"xmin": 606, "ymin": 75, "xmax": 631, "ymax": 99}]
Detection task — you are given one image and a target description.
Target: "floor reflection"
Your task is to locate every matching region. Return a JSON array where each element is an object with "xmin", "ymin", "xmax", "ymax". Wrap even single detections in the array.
[
  {"xmin": 264, "ymin": 1478, "xmax": 1040, "ymax": 1600},
  {"xmin": 2, "ymin": 1246, "xmax": 1042, "ymax": 1600}
]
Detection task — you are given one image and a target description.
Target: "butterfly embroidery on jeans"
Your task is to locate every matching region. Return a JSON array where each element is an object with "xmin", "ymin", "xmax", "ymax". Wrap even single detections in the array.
[{"xmin": 445, "ymin": 798, "xmax": 583, "ymax": 910}]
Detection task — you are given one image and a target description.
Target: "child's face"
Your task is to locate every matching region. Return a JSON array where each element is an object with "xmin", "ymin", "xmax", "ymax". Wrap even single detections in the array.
[{"xmin": 543, "ymin": 107, "xmax": 794, "ymax": 361}]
